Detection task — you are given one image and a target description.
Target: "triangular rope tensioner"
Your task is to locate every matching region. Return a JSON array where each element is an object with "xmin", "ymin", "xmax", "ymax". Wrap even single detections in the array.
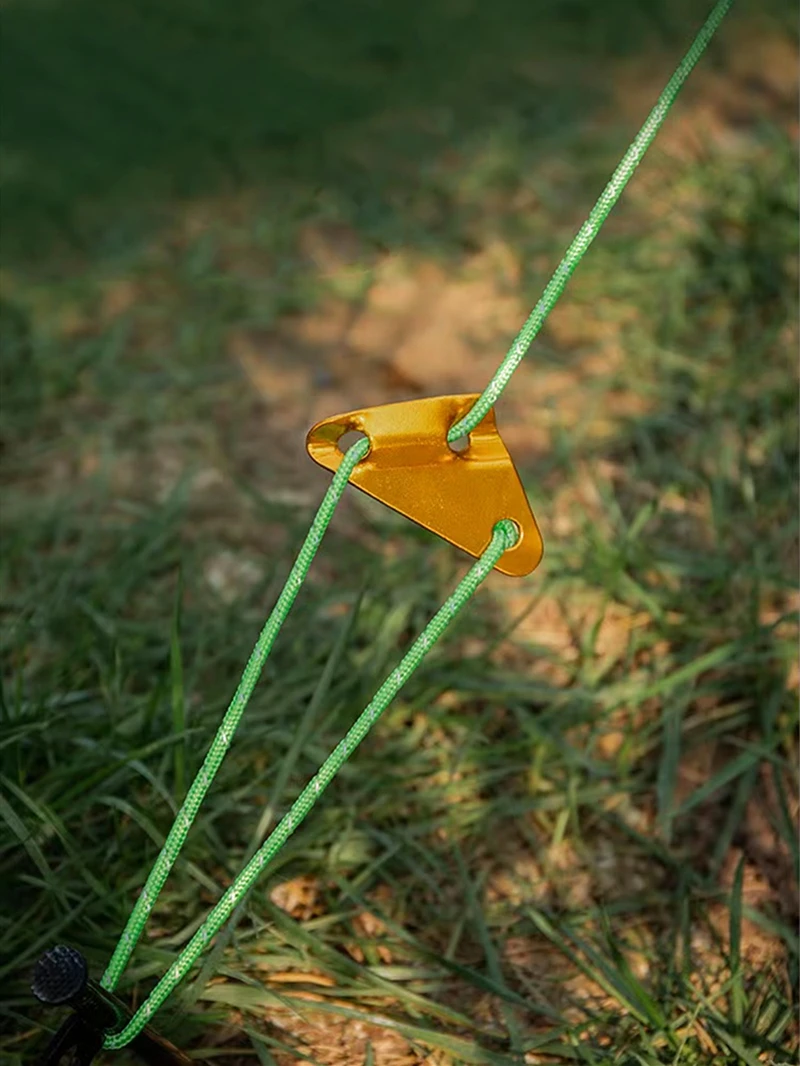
[{"xmin": 306, "ymin": 394, "xmax": 543, "ymax": 577}]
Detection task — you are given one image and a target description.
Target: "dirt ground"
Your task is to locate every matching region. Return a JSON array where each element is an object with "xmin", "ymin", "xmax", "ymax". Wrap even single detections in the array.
[{"xmin": 1, "ymin": 7, "xmax": 797, "ymax": 1064}]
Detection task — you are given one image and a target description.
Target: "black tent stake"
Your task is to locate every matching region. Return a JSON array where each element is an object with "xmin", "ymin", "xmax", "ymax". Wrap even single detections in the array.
[{"xmin": 32, "ymin": 946, "xmax": 199, "ymax": 1066}]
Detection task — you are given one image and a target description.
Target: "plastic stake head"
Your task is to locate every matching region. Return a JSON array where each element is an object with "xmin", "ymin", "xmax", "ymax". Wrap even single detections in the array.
[
  {"xmin": 32, "ymin": 945, "xmax": 88, "ymax": 1005},
  {"xmin": 306, "ymin": 394, "xmax": 543, "ymax": 577}
]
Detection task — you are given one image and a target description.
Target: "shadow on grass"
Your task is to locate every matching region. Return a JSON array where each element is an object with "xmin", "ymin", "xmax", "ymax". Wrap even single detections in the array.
[
  {"xmin": 2, "ymin": 0, "xmax": 785, "ymax": 269},
  {"xmin": 1, "ymin": 0, "xmax": 797, "ymax": 1061}
]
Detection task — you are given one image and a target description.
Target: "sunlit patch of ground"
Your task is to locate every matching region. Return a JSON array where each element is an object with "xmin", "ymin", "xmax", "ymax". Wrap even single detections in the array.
[{"xmin": 1, "ymin": 8, "xmax": 796, "ymax": 1064}]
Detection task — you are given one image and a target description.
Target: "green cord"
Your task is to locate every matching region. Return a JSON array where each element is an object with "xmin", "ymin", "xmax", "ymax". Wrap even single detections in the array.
[
  {"xmin": 101, "ymin": 0, "xmax": 733, "ymax": 1045},
  {"xmin": 100, "ymin": 435, "xmax": 369, "ymax": 994},
  {"xmin": 447, "ymin": 0, "xmax": 734, "ymax": 443},
  {"xmin": 103, "ymin": 518, "xmax": 518, "ymax": 1049}
]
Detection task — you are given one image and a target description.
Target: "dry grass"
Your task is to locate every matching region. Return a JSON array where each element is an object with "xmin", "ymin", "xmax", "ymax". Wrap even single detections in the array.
[{"xmin": 1, "ymin": 2, "xmax": 797, "ymax": 1063}]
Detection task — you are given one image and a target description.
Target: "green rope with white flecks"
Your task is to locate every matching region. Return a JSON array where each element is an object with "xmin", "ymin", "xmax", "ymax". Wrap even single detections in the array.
[
  {"xmin": 101, "ymin": 0, "xmax": 734, "ymax": 1047},
  {"xmin": 447, "ymin": 0, "xmax": 734, "ymax": 443},
  {"xmin": 100, "ymin": 435, "xmax": 369, "ymax": 997},
  {"xmin": 102, "ymin": 516, "xmax": 516, "ymax": 1048}
]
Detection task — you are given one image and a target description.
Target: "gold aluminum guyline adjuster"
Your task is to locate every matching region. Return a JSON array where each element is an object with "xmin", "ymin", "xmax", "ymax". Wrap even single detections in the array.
[{"xmin": 306, "ymin": 394, "xmax": 543, "ymax": 578}]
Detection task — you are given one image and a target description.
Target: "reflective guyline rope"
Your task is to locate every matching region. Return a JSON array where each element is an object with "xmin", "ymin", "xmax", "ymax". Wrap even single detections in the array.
[
  {"xmin": 101, "ymin": 0, "xmax": 733, "ymax": 1048},
  {"xmin": 101, "ymin": 439, "xmax": 371, "ymax": 999},
  {"xmin": 104, "ymin": 516, "xmax": 517, "ymax": 1048},
  {"xmin": 448, "ymin": 0, "xmax": 734, "ymax": 443}
]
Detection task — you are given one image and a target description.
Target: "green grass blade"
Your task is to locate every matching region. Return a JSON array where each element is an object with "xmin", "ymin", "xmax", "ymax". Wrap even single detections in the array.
[
  {"xmin": 170, "ymin": 566, "xmax": 186, "ymax": 802},
  {"xmin": 729, "ymin": 853, "xmax": 746, "ymax": 1031},
  {"xmin": 676, "ymin": 750, "xmax": 760, "ymax": 817},
  {"xmin": 656, "ymin": 692, "xmax": 686, "ymax": 845}
]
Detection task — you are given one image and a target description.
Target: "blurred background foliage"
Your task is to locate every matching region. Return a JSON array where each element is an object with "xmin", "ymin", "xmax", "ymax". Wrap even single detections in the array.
[{"xmin": 1, "ymin": 1, "xmax": 797, "ymax": 1063}]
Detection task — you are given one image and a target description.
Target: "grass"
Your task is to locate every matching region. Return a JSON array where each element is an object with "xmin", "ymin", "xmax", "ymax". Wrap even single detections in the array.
[{"xmin": 1, "ymin": 0, "xmax": 798, "ymax": 1063}]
